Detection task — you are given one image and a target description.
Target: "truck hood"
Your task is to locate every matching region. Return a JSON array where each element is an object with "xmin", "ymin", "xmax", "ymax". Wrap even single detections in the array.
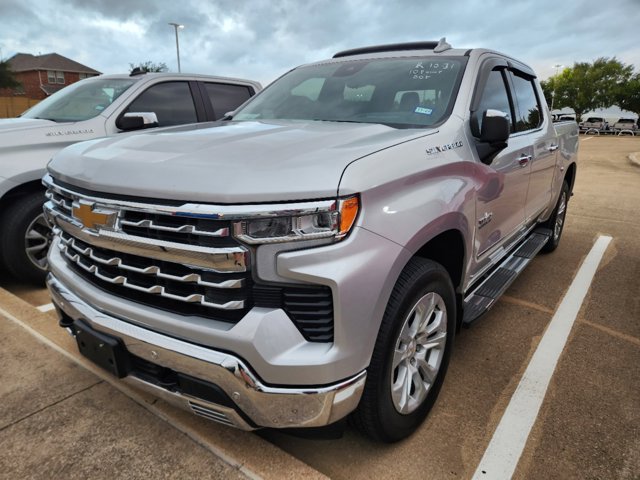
[
  {"xmin": 0, "ymin": 117, "xmax": 58, "ymax": 132},
  {"xmin": 48, "ymin": 120, "xmax": 435, "ymax": 203},
  {"xmin": 0, "ymin": 117, "xmax": 102, "ymax": 152}
]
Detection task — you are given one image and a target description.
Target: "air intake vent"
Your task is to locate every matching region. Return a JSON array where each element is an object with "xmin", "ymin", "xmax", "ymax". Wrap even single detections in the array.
[
  {"xmin": 189, "ymin": 402, "xmax": 235, "ymax": 427},
  {"xmin": 254, "ymin": 285, "xmax": 334, "ymax": 342}
]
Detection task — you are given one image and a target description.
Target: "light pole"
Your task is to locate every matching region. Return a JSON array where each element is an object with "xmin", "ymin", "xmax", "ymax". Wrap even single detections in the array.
[
  {"xmin": 169, "ymin": 22, "xmax": 184, "ymax": 72},
  {"xmin": 550, "ymin": 64, "xmax": 564, "ymax": 112}
]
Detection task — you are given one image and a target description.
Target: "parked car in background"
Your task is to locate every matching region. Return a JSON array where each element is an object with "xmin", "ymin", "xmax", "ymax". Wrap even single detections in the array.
[
  {"xmin": 611, "ymin": 118, "xmax": 638, "ymax": 134},
  {"xmin": 580, "ymin": 117, "xmax": 609, "ymax": 133},
  {"xmin": 0, "ymin": 72, "xmax": 261, "ymax": 282},
  {"xmin": 552, "ymin": 113, "xmax": 576, "ymax": 123}
]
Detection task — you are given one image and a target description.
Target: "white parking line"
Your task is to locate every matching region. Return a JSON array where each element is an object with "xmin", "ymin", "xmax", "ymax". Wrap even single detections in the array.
[
  {"xmin": 472, "ymin": 235, "xmax": 612, "ymax": 480},
  {"xmin": 581, "ymin": 136, "xmax": 594, "ymax": 141},
  {"xmin": 36, "ymin": 302, "xmax": 55, "ymax": 313}
]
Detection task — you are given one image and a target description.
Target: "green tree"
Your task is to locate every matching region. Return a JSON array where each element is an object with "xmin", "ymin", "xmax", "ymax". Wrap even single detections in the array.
[
  {"xmin": 0, "ymin": 61, "xmax": 20, "ymax": 89},
  {"xmin": 129, "ymin": 61, "xmax": 169, "ymax": 73},
  {"xmin": 613, "ymin": 73, "xmax": 640, "ymax": 116},
  {"xmin": 541, "ymin": 58, "xmax": 634, "ymax": 120}
]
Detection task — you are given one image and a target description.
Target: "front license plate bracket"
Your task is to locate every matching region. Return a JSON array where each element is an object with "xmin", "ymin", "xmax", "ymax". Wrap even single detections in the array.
[{"xmin": 74, "ymin": 320, "xmax": 130, "ymax": 378}]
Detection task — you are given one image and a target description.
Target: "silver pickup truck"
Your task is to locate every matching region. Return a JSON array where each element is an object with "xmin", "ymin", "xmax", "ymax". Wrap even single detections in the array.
[
  {"xmin": 43, "ymin": 39, "xmax": 578, "ymax": 442},
  {"xmin": 0, "ymin": 72, "xmax": 261, "ymax": 283}
]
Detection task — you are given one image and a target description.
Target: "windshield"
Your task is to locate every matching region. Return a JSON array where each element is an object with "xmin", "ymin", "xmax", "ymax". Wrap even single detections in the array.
[
  {"xmin": 22, "ymin": 78, "xmax": 137, "ymax": 122},
  {"xmin": 234, "ymin": 57, "xmax": 466, "ymax": 128}
]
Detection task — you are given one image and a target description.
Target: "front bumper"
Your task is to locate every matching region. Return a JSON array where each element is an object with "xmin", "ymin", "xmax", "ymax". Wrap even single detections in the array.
[{"xmin": 47, "ymin": 274, "xmax": 366, "ymax": 430}]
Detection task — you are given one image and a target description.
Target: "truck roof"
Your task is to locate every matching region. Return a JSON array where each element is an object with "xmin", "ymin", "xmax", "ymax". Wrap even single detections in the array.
[
  {"xmin": 305, "ymin": 38, "xmax": 536, "ymax": 77},
  {"xmin": 88, "ymin": 72, "xmax": 262, "ymax": 89}
]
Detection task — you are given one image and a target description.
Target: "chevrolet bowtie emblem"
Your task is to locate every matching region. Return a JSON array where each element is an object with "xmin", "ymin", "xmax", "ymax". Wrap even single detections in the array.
[{"xmin": 72, "ymin": 202, "xmax": 116, "ymax": 230}]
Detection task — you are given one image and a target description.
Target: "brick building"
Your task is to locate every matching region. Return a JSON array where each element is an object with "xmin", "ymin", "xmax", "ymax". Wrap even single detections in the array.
[{"xmin": 1, "ymin": 53, "xmax": 101, "ymax": 100}]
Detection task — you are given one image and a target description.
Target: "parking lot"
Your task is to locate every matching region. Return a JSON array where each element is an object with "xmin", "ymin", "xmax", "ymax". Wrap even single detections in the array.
[{"xmin": 1, "ymin": 135, "xmax": 638, "ymax": 479}]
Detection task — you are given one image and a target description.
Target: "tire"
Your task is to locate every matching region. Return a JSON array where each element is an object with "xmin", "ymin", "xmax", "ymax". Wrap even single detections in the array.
[
  {"xmin": 351, "ymin": 257, "xmax": 456, "ymax": 442},
  {"xmin": 0, "ymin": 190, "xmax": 51, "ymax": 284},
  {"xmin": 541, "ymin": 180, "xmax": 569, "ymax": 253}
]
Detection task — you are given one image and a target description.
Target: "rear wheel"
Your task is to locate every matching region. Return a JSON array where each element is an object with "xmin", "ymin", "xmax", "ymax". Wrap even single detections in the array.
[
  {"xmin": 351, "ymin": 258, "xmax": 456, "ymax": 442},
  {"xmin": 0, "ymin": 191, "xmax": 51, "ymax": 284},
  {"xmin": 541, "ymin": 180, "xmax": 569, "ymax": 253}
]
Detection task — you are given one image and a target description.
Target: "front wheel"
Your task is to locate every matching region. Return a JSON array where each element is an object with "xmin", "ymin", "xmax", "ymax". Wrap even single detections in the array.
[
  {"xmin": 0, "ymin": 190, "xmax": 51, "ymax": 284},
  {"xmin": 351, "ymin": 258, "xmax": 456, "ymax": 442}
]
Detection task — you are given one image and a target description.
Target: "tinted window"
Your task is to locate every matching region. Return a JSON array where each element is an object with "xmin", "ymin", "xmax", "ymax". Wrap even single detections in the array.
[
  {"xmin": 126, "ymin": 82, "xmax": 197, "ymax": 126},
  {"xmin": 204, "ymin": 83, "xmax": 253, "ymax": 119},
  {"xmin": 476, "ymin": 69, "xmax": 513, "ymax": 133},
  {"xmin": 234, "ymin": 57, "xmax": 466, "ymax": 129},
  {"xmin": 22, "ymin": 78, "xmax": 136, "ymax": 122},
  {"xmin": 511, "ymin": 73, "xmax": 541, "ymax": 132}
]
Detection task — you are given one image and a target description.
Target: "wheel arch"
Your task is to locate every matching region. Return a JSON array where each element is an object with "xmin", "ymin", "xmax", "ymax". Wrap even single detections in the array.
[
  {"xmin": 413, "ymin": 229, "xmax": 466, "ymax": 293},
  {"xmin": 0, "ymin": 179, "xmax": 45, "ymax": 210},
  {"xmin": 405, "ymin": 225, "xmax": 467, "ymax": 330},
  {"xmin": 564, "ymin": 162, "xmax": 577, "ymax": 195}
]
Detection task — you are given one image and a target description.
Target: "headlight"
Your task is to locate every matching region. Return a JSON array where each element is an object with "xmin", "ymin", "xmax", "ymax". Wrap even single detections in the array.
[{"xmin": 233, "ymin": 195, "xmax": 359, "ymax": 244}]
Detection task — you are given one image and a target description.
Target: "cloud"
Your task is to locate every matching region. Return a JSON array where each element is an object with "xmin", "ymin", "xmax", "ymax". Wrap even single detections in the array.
[{"xmin": 1, "ymin": 0, "xmax": 639, "ymax": 84}]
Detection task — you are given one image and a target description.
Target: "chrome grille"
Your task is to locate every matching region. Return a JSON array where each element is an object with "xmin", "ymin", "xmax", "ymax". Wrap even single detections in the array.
[
  {"xmin": 61, "ymin": 233, "xmax": 243, "ymax": 290},
  {"xmin": 43, "ymin": 178, "xmax": 248, "ymax": 273},
  {"xmin": 44, "ymin": 175, "xmax": 335, "ymax": 341},
  {"xmin": 44, "ymin": 176, "xmax": 251, "ymax": 322},
  {"xmin": 47, "ymin": 188, "xmax": 73, "ymax": 216},
  {"xmin": 58, "ymin": 233, "xmax": 245, "ymax": 310},
  {"xmin": 45, "ymin": 184, "xmax": 237, "ymax": 249},
  {"xmin": 119, "ymin": 210, "xmax": 238, "ymax": 247}
]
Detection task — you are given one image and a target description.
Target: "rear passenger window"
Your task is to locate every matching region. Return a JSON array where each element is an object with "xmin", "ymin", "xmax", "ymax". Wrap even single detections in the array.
[
  {"xmin": 204, "ymin": 83, "xmax": 253, "ymax": 119},
  {"xmin": 126, "ymin": 82, "xmax": 197, "ymax": 126},
  {"xmin": 475, "ymin": 69, "xmax": 513, "ymax": 133},
  {"xmin": 511, "ymin": 72, "xmax": 542, "ymax": 132}
]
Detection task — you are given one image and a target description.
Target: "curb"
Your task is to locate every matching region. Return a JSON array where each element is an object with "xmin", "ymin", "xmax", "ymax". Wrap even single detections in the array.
[
  {"xmin": 0, "ymin": 288, "xmax": 328, "ymax": 480},
  {"xmin": 629, "ymin": 152, "xmax": 640, "ymax": 168}
]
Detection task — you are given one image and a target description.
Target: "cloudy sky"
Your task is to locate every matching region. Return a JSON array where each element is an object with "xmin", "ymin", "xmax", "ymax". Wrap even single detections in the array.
[{"xmin": 1, "ymin": 0, "xmax": 639, "ymax": 85}]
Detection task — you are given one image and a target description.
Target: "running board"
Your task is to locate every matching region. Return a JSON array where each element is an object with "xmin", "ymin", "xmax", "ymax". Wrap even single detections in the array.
[{"xmin": 462, "ymin": 228, "xmax": 552, "ymax": 326}]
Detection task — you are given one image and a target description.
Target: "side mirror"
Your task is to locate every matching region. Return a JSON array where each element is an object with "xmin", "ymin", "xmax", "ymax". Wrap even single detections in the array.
[
  {"xmin": 480, "ymin": 109, "xmax": 510, "ymax": 145},
  {"xmin": 477, "ymin": 109, "xmax": 510, "ymax": 164},
  {"xmin": 116, "ymin": 112, "xmax": 159, "ymax": 131}
]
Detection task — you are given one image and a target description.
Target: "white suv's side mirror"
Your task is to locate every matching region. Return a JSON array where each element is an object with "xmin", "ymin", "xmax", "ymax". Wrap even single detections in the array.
[{"xmin": 117, "ymin": 112, "xmax": 159, "ymax": 131}]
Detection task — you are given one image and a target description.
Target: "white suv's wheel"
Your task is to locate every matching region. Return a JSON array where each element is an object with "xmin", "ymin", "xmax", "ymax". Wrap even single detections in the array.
[{"xmin": 0, "ymin": 191, "xmax": 51, "ymax": 284}]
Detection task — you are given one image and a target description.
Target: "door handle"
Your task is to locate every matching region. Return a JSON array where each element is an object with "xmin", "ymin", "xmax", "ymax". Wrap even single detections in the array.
[
  {"xmin": 548, "ymin": 144, "xmax": 559, "ymax": 152},
  {"xmin": 518, "ymin": 155, "xmax": 531, "ymax": 167}
]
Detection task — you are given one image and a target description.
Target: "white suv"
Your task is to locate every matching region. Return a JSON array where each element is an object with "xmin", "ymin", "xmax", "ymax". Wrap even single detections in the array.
[{"xmin": 0, "ymin": 72, "xmax": 261, "ymax": 282}]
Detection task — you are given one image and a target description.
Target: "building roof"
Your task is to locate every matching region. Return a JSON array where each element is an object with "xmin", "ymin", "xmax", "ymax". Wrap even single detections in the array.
[
  {"xmin": 7, "ymin": 52, "xmax": 101, "ymax": 74},
  {"xmin": 40, "ymin": 84, "xmax": 67, "ymax": 96}
]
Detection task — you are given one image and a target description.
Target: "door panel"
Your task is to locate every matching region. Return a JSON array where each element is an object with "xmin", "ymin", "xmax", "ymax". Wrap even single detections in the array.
[
  {"xmin": 475, "ymin": 136, "xmax": 530, "ymax": 256},
  {"xmin": 527, "ymin": 134, "xmax": 557, "ymax": 220},
  {"xmin": 509, "ymin": 72, "xmax": 556, "ymax": 220},
  {"xmin": 472, "ymin": 68, "xmax": 529, "ymax": 259}
]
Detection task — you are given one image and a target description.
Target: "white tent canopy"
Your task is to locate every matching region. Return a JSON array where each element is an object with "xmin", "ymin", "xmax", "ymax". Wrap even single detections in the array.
[{"xmin": 551, "ymin": 106, "xmax": 638, "ymax": 123}]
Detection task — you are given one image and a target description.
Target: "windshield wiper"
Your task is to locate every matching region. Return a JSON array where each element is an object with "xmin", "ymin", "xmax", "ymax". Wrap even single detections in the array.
[
  {"xmin": 311, "ymin": 118, "xmax": 400, "ymax": 128},
  {"xmin": 32, "ymin": 116, "xmax": 59, "ymax": 122},
  {"xmin": 312, "ymin": 118, "xmax": 369, "ymax": 124}
]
